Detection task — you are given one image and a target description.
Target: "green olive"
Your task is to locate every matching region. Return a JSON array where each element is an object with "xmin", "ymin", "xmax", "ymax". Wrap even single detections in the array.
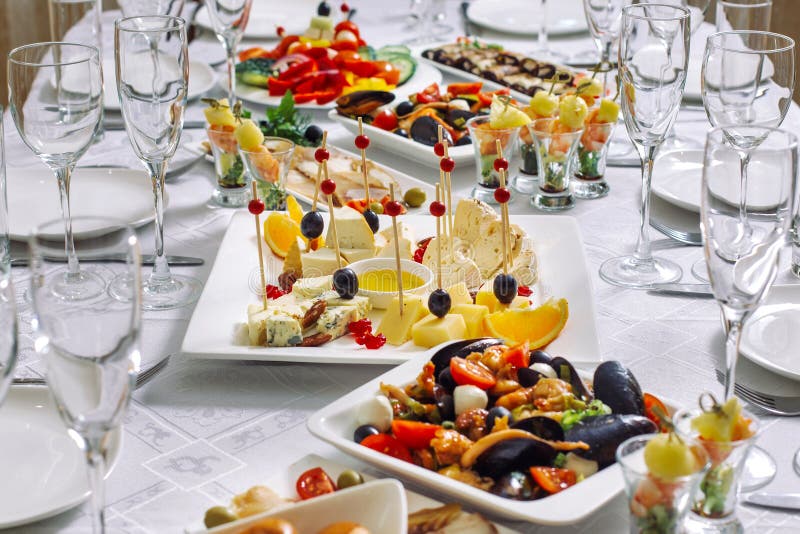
[
  {"xmin": 369, "ymin": 202, "xmax": 384, "ymax": 214},
  {"xmin": 204, "ymin": 506, "xmax": 238, "ymax": 528},
  {"xmin": 336, "ymin": 469, "xmax": 365, "ymax": 489},
  {"xmin": 403, "ymin": 187, "xmax": 427, "ymax": 208}
]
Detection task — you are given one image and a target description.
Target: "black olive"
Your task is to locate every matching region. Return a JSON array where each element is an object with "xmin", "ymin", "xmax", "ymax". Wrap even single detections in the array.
[
  {"xmin": 395, "ymin": 100, "xmax": 414, "ymax": 116},
  {"xmin": 317, "ymin": 1, "xmax": 331, "ymax": 16},
  {"xmin": 353, "ymin": 424, "xmax": 380, "ymax": 443},
  {"xmin": 300, "ymin": 211, "xmax": 324, "ymax": 239},
  {"xmin": 333, "ymin": 267, "xmax": 358, "ymax": 299},
  {"xmin": 435, "ymin": 391, "xmax": 455, "ymax": 421},
  {"xmin": 455, "ymin": 135, "xmax": 472, "ymax": 146},
  {"xmin": 304, "ymin": 124, "xmax": 323, "ymax": 145},
  {"xmin": 530, "ymin": 349, "xmax": 553, "ymax": 366},
  {"xmin": 438, "ymin": 367, "xmax": 456, "ymax": 392},
  {"xmin": 362, "ymin": 209, "xmax": 380, "ymax": 234},
  {"xmin": 493, "ymin": 273, "xmax": 518, "ymax": 304},
  {"xmin": 486, "ymin": 406, "xmax": 512, "ymax": 432},
  {"xmin": 491, "ymin": 471, "xmax": 537, "ymax": 500},
  {"xmin": 394, "ymin": 128, "xmax": 409, "ymax": 138},
  {"xmin": 427, "ymin": 289, "xmax": 451, "ymax": 318}
]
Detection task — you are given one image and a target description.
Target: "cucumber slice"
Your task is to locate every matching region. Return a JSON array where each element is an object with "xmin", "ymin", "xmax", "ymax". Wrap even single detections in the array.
[
  {"xmin": 357, "ymin": 45, "xmax": 376, "ymax": 60},
  {"xmin": 378, "ymin": 45, "xmax": 412, "ymax": 56},
  {"xmin": 387, "ymin": 55, "xmax": 417, "ymax": 85}
]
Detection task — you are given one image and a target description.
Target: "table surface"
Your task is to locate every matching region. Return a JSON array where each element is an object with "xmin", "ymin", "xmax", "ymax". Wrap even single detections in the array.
[{"xmin": 5, "ymin": 2, "xmax": 800, "ymax": 533}]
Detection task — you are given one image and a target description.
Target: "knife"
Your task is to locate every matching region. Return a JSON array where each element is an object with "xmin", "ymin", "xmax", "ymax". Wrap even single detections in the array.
[
  {"xmin": 104, "ymin": 120, "xmax": 206, "ymax": 131},
  {"xmin": 11, "ymin": 254, "xmax": 204, "ymax": 267},
  {"xmin": 646, "ymin": 283, "xmax": 714, "ymax": 297},
  {"xmin": 743, "ymin": 492, "xmax": 800, "ymax": 511}
]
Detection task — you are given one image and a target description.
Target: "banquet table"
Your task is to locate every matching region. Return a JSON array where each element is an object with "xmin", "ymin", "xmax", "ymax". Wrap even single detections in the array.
[{"xmin": 5, "ymin": 2, "xmax": 800, "ymax": 532}]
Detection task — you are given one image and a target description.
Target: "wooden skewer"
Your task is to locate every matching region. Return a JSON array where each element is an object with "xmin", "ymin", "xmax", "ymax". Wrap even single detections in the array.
[
  {"xmin": 495, "ymin": 139, "xmax": 510, "ymax": 274},
  {"xmin": 324, "ymin": 164, "xmax": 343, "ymax": 270},
  {"xmin": 390, "ymin": 183, "xmax": 404, "ymax": 317},
  {"xmin": 435, "ymin": 183, "xmax": 442, "ymax": 290},
  {"xmin": 251, "ymin": 181, "xmax": 268, "ymax": 312},
  {"xmin": 311, "ymin": 131, "xmax": 328, "ymax": 212},
  {"xmin": 442, "ymin": 140, "xmax": 455, "ymax": 262},
  {"xmin": 357, "ymin": 117, "xmax": 370, "ymax": 204}
]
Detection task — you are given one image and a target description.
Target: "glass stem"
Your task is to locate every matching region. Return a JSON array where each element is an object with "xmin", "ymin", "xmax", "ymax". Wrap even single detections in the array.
[
  {"xmin": 84, "ymin": 434, "xmax": 107, "ymax": 534},
  {"xmin": 722, "ymin": 312, "xmax": 745, "ymax": 400},
  {"xmin": 601, "ymin": 39, "xmax": 612, "ymax": 95},
  {"xmin": 738, "ymin": 150, "xmax": 753, "ymax": 239},
  {"xmin": 634, "ymin": 144, "xmax": 659, "ymax": 263},
  {"xmin": 224, "ymin": 36, "xmax": 236, "ymax": 105},
  {"xmin": 54, "ymin": 165, "xmax": 80, "ymax": 278},
  {"xmin": 147, "ymin": 160, "xmax": 170, "ymax": 282},
  {"xmin": 538, "ymin": 0, "xmax": 548, "ymax": 51}
]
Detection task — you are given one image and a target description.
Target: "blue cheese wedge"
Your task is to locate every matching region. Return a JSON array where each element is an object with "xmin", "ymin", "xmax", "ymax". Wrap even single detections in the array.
[
  {"xmin": 292, "ymin": 275, "xmax": 333, "ymax": 299},
  {"xmin": 316, "ymin": 306, "xmax": 358, "ymax": 339},
  {"xmin": 319, "ymin": 290, "xmax": 371, "ymax": 319},
  {"xmin": 266, "ymin": 314, "xmax": 303, "ymax": 346}
]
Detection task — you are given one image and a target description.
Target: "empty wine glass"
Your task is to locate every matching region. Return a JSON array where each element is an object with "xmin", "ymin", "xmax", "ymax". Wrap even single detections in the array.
[
  {"xmin": 692, "ymin": 30, "xmax": 795, "ymax": 281},
  {"xmin": 582, "ymin": 0, "xmax": 631, "ymax": 93},
  {"xmin": 30, "ymin": 217, "xmax": 142, "ymax": 534},
  {"xmin": 530, "ymin": 0, "xmax": 567, "ymax": 61},
  {"xmin": 7, "ymin": 42, "xmax": 104, "ymax": 300},
  {"xmin": 203, "ymin": 0, "xmax": 253, "ymax": 105},
  {"xmin": 599, "ymin": 4, "xmax": 690, "ymax": 288},
  {"xmin": 716, "ymin": 0, "xmax": 772, "ymax": 32},
  {"xmin": 117, "ymin": 0, "xmax": 185, "ymax": 16},
  {"xmin": 640, "ymin": 0, "xmax": 712, "ymax": 34},
  {"xmin": 114, "ymin": 15, "xmax": 202, "ymax": 310},
  {"xmin": 0, "ymin": 111, "xmax": 16, "ymax": 407}
]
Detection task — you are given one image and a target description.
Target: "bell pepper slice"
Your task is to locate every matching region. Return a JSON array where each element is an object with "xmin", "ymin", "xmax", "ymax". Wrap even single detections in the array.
[
  {"xmin": 238, "ymin": 47, "xmax": 270, "ymax": 62},
  {"xmin": 344, "ymin": 60, "xmax": 380, "ymax": 78},
  {"xmin": 278, "ymin": 59, "xmax": 316, "ymax": 81},
  {"xmin": 448, "ymin": 82, "xmax": 483, "ymax": 95},
  {"xmin": 267, "ymin": 77, "xmax": 294, "ymax": 96}
]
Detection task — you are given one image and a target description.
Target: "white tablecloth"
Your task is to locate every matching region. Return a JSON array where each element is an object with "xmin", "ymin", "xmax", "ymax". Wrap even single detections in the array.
[{"xmin": 5, "ymin": 2, "xmax": 800, "ymax": 532}]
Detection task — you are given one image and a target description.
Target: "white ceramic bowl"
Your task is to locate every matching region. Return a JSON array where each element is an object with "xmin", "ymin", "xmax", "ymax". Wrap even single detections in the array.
[{"xmin": 348, "ymin": 258, "xmax": 433, "ymax": 309}]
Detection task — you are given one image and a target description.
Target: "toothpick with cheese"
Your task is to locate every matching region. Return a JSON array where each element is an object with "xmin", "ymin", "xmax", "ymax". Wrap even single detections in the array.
[
  {"xmin": 492, "ymin": 140, "xmax": 518, "ymax": 305},
  {"xmin": 355, "ymin": 118, "xmax": 380, "ymax": 234}
]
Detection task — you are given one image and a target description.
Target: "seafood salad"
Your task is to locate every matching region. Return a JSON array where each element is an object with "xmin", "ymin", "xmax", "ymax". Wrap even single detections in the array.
[{"xmin": 353, "ymin": 339, "xmax": 660, "ymax": 500}]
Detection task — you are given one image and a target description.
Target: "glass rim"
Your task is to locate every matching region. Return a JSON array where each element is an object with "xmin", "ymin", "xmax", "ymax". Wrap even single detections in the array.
[
  {"xmin": 717, "ymin": 0, "xmax": 772, "ymax": 7},
  {"xmin": 622, "ymin": 3, "xmax": 690, "ymax": 21},
  {"xmin": 464, "ymin": 114, "xmax": 523, "ymax": 133},
  {"xmin": 239, "ymin": 136, "xmax": 296, "ymax": 156},
  {"xmin": 706, "ymin": 124, "xmax": 799, "ymax": 148},
  {"xmin": 529, "ymin": 117, "xmax": 584, "ymax": 137},
  {"xmin": 615, "ymin": 433, "xmax": 711, "ymax": 478},
  {"xmin": 115, "ymin": 14, "xmax": 186, "ymax": 33},
  {"xmin": 8, "ymin": 42, "xmax": 99, "ymax": 68},
  {"xmin": 706, "ymin": 30, "xmax": 795, "ymax": 54},
  {"xmin": 672, "ymin": 407, "xmax": 761, "ymax": 445}
]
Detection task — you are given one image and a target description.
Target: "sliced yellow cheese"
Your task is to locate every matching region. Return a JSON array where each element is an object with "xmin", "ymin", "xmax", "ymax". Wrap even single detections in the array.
[
  {"xmin": 301, "ymin": 247, "xmax": 347, "ymax": 277},
  {"xmin": 325, "ymin": 207, "xmax": 374, "ymax": 250},
  {"xmin": 447, "ymin": 282, "xmax": 473, "ymax": 306},
  {"xmin": 340, "ymin": 246, "xmax": 376, "ymax": 263},
  {"xmin": 476, "ymin": 282, "xmax": 530, "ymax": 313},
  {"xmin": 377, "ymin": 294, "xmax": 427, "ymax": 346},
  {"xmin": 450, "ymin": 303, "xmax": 489, "ymax": 338},
  {"xmin": 411, "ymin": 314, "xmax": 468, "ymax": 348}
]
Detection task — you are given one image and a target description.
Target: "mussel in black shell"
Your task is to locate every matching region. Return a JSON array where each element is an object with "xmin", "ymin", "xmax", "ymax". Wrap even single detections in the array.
[
  {"xmin": 593, "ymin": 361, "xmax": 645, "ymax": 416},
  {"xmin": 511, "ymin": 416, "xmax": 564, "ymax": 441},
  {"xmin": 549, "ymin": 356, "xmax": 593, "ymax": 402},
  {"xmin": 472, "ymin": 437, "xmax": 558, "ymax": 479},
  {"xmin": 564, "ymin": 414, "xmax": 657, "ymax": 468},
  {"xmin": 429, "ymin": 338, "xmax": 504, "ymax": 375},
  {"xmin": 336, "ymin": 90, "xmax": 395, "ymax": 117},
  {"xmin": 410, "ymin": 116, "xmax": 452, "ymax": 147},
  {"xmin": 445, "ymin": 109, "xmax": 475, "ymax": 130}
]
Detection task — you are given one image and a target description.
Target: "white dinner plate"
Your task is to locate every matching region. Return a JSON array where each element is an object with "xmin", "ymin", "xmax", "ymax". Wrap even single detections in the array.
[
  {"xmin": 234, "ymin": 61, "xmax": 443, "ymax": 110},
  {"xmin": 181, "ymin": 211, "xmax": 601, "ymax": 364},
  {"xmin": 194, "ymin": 0, "xmax": 315, "ymax": 40},
  {"xmin": 651, "ymin": 148, "xmax": 788, "ymax": 213},
  {"xmin": 328, "ymin": 109, "xmax": 474, "ymax": 169},
  {"xmin": 467, "ymin": 0, "xmax": 588, "ymax": 36},
  {"xmin": 308, "ymin": 354, "xmax": 676, "ymax": 524},
  {"xmin": 184, "ymin": 454, "xmax": 514, "ymax": 534},
  {"xmin": 7, "ymin": 167, "xmax": 163, "ymax": 240},
  {"xmin": 103, "ymin": 59, "xmax": 216, "ymax": 110},
  {"xmin": 0, "ymin": 386, "xmax": 122, "ymax": 529},
  {"xmin": 740, "ymin": 285, "xmax": 800, "ymax": 381}
]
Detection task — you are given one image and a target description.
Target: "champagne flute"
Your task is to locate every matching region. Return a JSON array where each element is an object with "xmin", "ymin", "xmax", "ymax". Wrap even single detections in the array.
[
  {"xmin": 582, "ymin": 0, "xmax": 631, "ymax": 93},
  {"xmin": 7, "ymin": 42, "xmax": 104, "ymax": 300},
  {"xmin": 30, "ymin": 217, "xmax": 142, "ymax": 534},
  {"xmin": 599, "ymin": 4, "xmax": 690, "ymax": 288},
  {"xmin": 113, "ymin": 15, "xmax": 202, "ymax": 310},
  {"xmin": 117, "ymin": 0, "xmax": 185, "ymax": 16},
  {"xmin": 203, "ymin": 0, "xmax": 253, "ymax": 105},
  {"xmin": 531, "ymin": 0, "xmax": 567, "ymax": 61},
  {"xmin": 692, "ymin": 30, "xmax": 795, "ymax": 281}
]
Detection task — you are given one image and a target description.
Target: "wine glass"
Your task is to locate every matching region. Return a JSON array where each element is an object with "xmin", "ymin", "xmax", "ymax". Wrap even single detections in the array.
[
  {"xmin": 113, "ymin": 15, "xmax": 202, "ymax": 310},
  {"xmin": 640, "ymin": 0, "xmax": 711, "ymax": 34},
  {"xmin": 692, "ymin": 30, "xmax": 795, "ymax": 281},
  {"xmin": 0, "ymin": 110, "xmax": 16, "ymax": 406},
  {"xmin": 203, "ymin": 0, "xmax": 253, "ymax": 105},
  {"xmin": 117, "ymin": 0, "xmax": 185, "ymax": 16},
  {"xmin": 716, "ymin": 0, "xmax": 772, "ymax": 32},
  {"xmin": 30, "ymin": 217, "xmax": 142, "ymax": 534},
  {"xmin": 599, "ymin": 4, "xmax": 690, "ymax": 288},
  {"xmin": 531, "ymin": 0, "xmax": 567, "ymax": 61},
  {"xmin": 582, "ymin": 0, "xmax": 631, "ymax": 93},
  {"xmin": 7, "ymin": 43, "xmax": 104, "ymax": 300}
]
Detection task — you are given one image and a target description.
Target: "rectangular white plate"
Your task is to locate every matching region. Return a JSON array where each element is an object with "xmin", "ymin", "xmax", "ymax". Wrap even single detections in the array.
[
  {"xmin": 181, "ymin": 212, "xmax": 600, "ymax": 364},
  {"xmin": 307, "ymin": 355, "xmax": 675, "ymax": 525}
]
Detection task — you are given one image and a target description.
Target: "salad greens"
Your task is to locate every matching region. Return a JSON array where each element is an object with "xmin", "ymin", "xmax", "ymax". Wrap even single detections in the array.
[
  {"xmin": 259, "ymin": 92, "xmax": 315, "ymax": 147},
  {"xmin": 560, "ymin": 400, "xmax": 612, "ymax": 431}
]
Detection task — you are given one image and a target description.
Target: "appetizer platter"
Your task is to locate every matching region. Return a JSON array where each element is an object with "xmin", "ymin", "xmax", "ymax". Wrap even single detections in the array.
[
  {"xmin": 187, "ymin": 454, "xmax": 513, "ymax": 533},
  {"xmin": 307, "ymin": 344, "xmax": 674, "ymax": 524}
]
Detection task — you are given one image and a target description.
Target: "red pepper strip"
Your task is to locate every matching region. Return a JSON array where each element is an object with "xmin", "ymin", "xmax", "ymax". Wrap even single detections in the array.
[
  {"xmin": 268, "ymin": 77, "xmax": 294, "ymax": 96},
  {"xmin": 300, "ymin": 47, "xmax": 331, "ymax": 61},
  {"xmin": 278, "ymin": 59, "xmax": 316, "ymax": 81},
  {"xmin": 238, "ymin": 47, "xmax": 270, "ymax": 62},
  {"xmin": 330, "ymin": 40, "xmax": 359, "ymax": 52}
]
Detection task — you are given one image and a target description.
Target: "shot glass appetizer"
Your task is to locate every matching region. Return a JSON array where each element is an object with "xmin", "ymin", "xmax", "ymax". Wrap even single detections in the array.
[
  {"xmin": 573, "ymin": 98, "xmax": 620, "ymax": 199},
  {"xmin": 514, "ymin": 90, "xmax": 560, "ymax": 194},
  {"xmin": 237, "ymin": 118, "xmax": 295, "ymax": 211},
  {"xmin": 204, "ymin": 98, "xmax": 250, "ymax": 208},
  {"xmin": 618, "ymin": 432, "xmax": 710, "ymax": 534}
]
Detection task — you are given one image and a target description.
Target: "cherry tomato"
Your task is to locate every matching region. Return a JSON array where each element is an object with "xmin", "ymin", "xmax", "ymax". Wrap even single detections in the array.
[
  {"xmin": 447, "ymin": 82, "xmax": 483, "ymax": 95},
  {"xmin": 334, "ymin": 50, "xmax": 361, "ymax": 68},
  {"xmin": 296, "ymin": 467, "xmax": 336, "ymax": 500},
  {"xmin": 415, "ymin": 83, "xmax": 441, "ymax": 104},
  {"xmin": 330, "ymin": 40, "xmax": 359, "ymax": 52},
  {"xmin": 643, "ymin": 393, "xmax": 670, "ymax": 432},
  {"xmin": 502, "ymin": 342, "xmax": 530, "ymax": 369},
  {"xmin": 334, "ymin": 20, "xmax": 360, "ymax": 37},
  {"xmin": 529, "ymin": 467, "xmax": 577, "ymax": 494},
  {"xmin": 449, "ymin": 357, "xmax": 496, "ymax": 390},
  {"xmin": 360, "ymin": 433, "xmax": 413, "ymax": 463},
  {"xmin": 372, "ymin": 109, "xmax": 398, "ymax": 131},
  {"xmin": 391, "ymin": 420, "xmax": 442, "ymax": 450}
]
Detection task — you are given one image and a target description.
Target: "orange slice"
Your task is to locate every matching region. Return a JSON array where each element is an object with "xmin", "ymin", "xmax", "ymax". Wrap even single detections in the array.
[
  {"xmin": 484, "ymin": 298, "xmax": 568, "ymax": 349},
  {"xmin": 263, "ymin": 212, "xmax": 301, "ymax": 258},
  {"xmin": 286, "ymin": 195, "xmax": 303, "ymax": 225}
]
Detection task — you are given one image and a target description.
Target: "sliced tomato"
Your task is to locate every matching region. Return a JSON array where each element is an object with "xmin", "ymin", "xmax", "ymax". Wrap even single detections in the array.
[
  {"xmin": 372, "ymin": 61, "xmax": 400, "ymax": 85},
  {"xmin": 415, "ymin": 83, "xmax": 441, "ymax": 104},
  {"xmin": 477, "ymin": 87, "xmax": 510, "ymax": 107},
  {"xmin": 391, "ymin": 420, "xmax": 442, "ymax": 450},
  {"xmin": 450, "ymin": 357, "xmax": 496, "ymax": 390},
  {"xmin": 447, "ymin": 82, "xmax": 483, "ymax": 96},
  {"xmin": 335, "ymin": 20, "xmax": 360, "ymax": 37},
  {"xmin": 344, "ymin": 60, "xmax": 380, "ymax": 78},
  {"xmin": 238, "ymin": 47, "xmax": 270, "ymax": 62},
  {"xmin": 530, "ymin": 467, "xmax": 577, "ymax": 494},
  {"xmin": 296, "ymin": 467, "xmax": 336, "ymax": 500},
  {"xmin": 360, "ymin": 433, "xmax": 413, "ymax": 463},
  {"xmin": 330, "ymin": 39, "xmax": 359, "ymax": 52},
  {"xmin": 644, "ymin": 393, "xmax": 669, "ymax": 432},
  {"xmin": 372, "ymin": 109, "xmax": 398, "ymax": 131},
  {"xmin": 502, "ymin": 342, "xmax": 530, "ymax": 369}
]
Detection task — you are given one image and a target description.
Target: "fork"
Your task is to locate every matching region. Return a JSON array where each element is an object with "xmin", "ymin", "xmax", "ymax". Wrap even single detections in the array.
[
  {"xmin": 650, "ymin": 218, "xmax": 703, "ymax": 246},
  {"xmin": 714, "ymin": 369, "xmax": 800, "ymax": 416},
  {"xmin": 12, "ymin": 354, "xmax": 171, "ymax": 390}
]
